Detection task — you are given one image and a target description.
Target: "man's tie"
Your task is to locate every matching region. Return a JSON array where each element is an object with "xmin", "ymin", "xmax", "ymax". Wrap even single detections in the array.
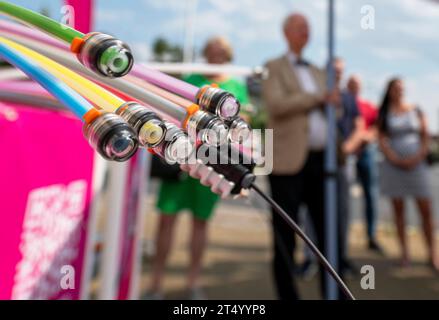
[{"xmin": 296, "ymin": 58, "xmax": 310, "ymax": 67}]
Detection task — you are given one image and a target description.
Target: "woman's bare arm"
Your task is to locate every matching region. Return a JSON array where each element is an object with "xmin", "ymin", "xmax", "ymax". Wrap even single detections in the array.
[
  {"xmin": 342, "ymin": 117, "xmax": 365, "ymax": 154},
  {"xmin": 378, "ymin": 132, "xmax": 403, "ymax": 166}
]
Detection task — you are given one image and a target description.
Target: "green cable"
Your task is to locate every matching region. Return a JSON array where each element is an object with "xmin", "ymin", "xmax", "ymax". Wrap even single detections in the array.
[{"xmin": 0, "ymin": 1, "xmax": 84, "ymax": 44}]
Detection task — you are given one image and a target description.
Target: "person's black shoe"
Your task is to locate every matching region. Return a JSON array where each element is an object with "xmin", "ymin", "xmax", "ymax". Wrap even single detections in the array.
[
  {"xmin": 340, "ymin": 259, "xmax": 359, "ymax": 278},
  {"xmin": 368, "ymin": 239, "xmax": 385, "ymax": 255},
  {"xmin": 187, "ymin": 287, "xmax": 207, "ymax": 300},
  {"xmin": 295, "ymin": 259, "xmax": 318, "ymax": 280}
]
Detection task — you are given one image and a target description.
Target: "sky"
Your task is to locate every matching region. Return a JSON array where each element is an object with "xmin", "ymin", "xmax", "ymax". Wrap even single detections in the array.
[{"xmin": 6, "ymin": 0, "xmax": 439, "ymax": 132}]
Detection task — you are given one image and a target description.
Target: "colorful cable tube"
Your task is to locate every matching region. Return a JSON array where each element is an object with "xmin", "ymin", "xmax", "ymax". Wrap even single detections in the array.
[
  {"xmin": 132, "ymin": 64, "xmax": 241, "ymax": 120},
  {"xmin": 0, "ymin": 1, "xmax": 133, "ymax": 77},
  {"xmin": 0, "ymin": 36, "xmax": 124, "ymax": 112},
  {"xmin": 0, "ymin": 41, "xmax": 138, "ymax": 162},
  {"xmin": 124, "ymin": 75, "xmax": 251, "ymax": 144},
  {"xmin": 0, "ymin": 17, "xmax": 239, "ymax": 118},
  {"xmin": 1, "ymin": 33, "xmax": 231, "ymax": 147},
  {"xmin": 0, "ymin": 32, "xmax": 183, "ymax": 117},
  {"xmin": 0, "ymin": 38, "xmax": 121, "ymax": 111},
  {"xmin": 97, "ymin": 76, "xmax": 230, "ymax": 147},
  {"xmin": 0, "ymin": 89, "xmax": 63, "ymax": 110},
  {"xmin": 0, "ymin": 80, "xmax": 54, "ymax": 98},
  {"xmin": 0, "ymin": 20, "xmax": 197, "ymax": 117},
  {"xmin": 0, "ymin": 19, "xmax": 66, "ymax": 50},
  {"xmin": 0, "ymin": 7, "xmax": 356, "ymax": 297},
  {"xmin": 0, "ymin": 42, "xmax": 90, "ymax": 118},
  {"xmin": 126, "ymin": 74, "xmax": 197, "ymax": 110},
  {"xmin": 0, "ymin": 36, "xmax": 171, "ymax": 150}
]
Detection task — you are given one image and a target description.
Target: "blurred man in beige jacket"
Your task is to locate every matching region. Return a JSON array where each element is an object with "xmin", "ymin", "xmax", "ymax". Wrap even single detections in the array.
[{"xmin": 262, "ymin": 13, "xmax": 333, "ymax": 300}]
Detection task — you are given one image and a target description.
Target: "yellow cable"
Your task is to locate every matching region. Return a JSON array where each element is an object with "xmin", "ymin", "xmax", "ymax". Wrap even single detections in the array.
[{"xmin": 0, "ymin": 36, "xmax": 124, "ymax": 112}]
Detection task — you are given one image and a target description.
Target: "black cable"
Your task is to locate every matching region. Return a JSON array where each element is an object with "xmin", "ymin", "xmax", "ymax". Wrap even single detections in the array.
[{"xmin": 251, "ymin": 183, "xmax": 355, "ymax": 300}]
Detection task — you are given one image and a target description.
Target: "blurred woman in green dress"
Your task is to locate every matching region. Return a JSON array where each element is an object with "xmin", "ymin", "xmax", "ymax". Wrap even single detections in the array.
[{"xmin": 147, "ymin": 36, "xmax": 250, "ymax": 299}]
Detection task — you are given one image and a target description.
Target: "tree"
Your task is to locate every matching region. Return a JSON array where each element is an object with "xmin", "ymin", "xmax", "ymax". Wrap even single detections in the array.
[
  {"xmin": 152, "ymin": 37, "xmax": 183, "ymax": 63},
  {"xmin": 40, "ymin": 6, "xmax": 50, "ymax": 18}
]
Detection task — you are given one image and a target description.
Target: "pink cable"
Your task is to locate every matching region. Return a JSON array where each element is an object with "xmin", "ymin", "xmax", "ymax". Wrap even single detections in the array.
[
  {"xmin": 130, "ymin": 65, "xmax": 199, "ymax": 101},
  {"xmin": 0, "ymin": 80, "xmax": 52, "ymax": 97},
  {"xmin": 0, "ymin": 20, "xmax": 201, "ymax": 101},
  {"xmin": 0, "ymin": 20, "xmax": 67, "ymax": 50}
]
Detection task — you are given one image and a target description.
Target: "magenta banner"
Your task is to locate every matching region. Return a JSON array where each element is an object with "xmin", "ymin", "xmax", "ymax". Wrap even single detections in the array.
[
  {"xmin": 117, "ymin": 153, "xmax": 143, "ymax": 300},
  {"xmin": 65, "ymin": 0, "xmax": 94, "ymax": 34},
  {"xmin": 0, "ymin": 102, "xmax": 94, "ymax": 299}
]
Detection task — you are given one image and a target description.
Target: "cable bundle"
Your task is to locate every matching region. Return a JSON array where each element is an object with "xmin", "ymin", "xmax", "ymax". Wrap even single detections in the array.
[{"xmin": 0, "ymin": 1, "xmax": 355, "ymax": 299}]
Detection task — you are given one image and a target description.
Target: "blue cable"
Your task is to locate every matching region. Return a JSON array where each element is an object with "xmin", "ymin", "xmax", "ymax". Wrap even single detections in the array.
[{"xmin": 0, "ymin": 42, "xmax": 93, "ymax": 119}]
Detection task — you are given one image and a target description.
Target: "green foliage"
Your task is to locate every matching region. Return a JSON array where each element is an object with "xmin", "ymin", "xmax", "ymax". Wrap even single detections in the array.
[
  {"xmin": 429, "ymin": 136, "xmax": 439, "ymax": 165},
  {"xmin": 40, "ymin": 6, "xmax": 50, "ymax": 18},
  {"xmin": 152, "ymin": 37, "xmax": 183, "ymax": 63}
]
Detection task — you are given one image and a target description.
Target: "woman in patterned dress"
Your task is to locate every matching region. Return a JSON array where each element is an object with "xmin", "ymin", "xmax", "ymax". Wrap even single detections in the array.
[{"xmin": 378, "ymin": 78, "xmax": 438, "ymax": 270}]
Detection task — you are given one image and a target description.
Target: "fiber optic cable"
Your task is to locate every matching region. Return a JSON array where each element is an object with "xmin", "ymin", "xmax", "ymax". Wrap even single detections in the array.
[
  {"xmin": 0, "ymin": 19, "xmax": 66, "ymax": 50},
  {"xmin": 132, "ymin": 64, "xmax": 241, "ymax": 120},
  {"xmin": 0, "ymin": 12, "xmax": 356, "ymax": 297},
  {"xmin": 187, "ymin": 142, "xmax": 355, "ymax": 299},
  {"xmin": 132, "ymin": 65, "xmax": 199, "ymax": 101},
  {"xmin": 0, "ymin": 36, "xmax": 168, "ymax": 149},
  {"xmin": 0, "ymin": 36, "xmax": 124, "ymax": 112},
  {"xmin": 126, "ymin": 74, "xmax": 197, "ymax": 110},
  {"xmin": 1, "ymin": 33, "xmax": 230, "ymax": 146},
  {"xmin": 0, "ymin": 1, "xmax": 133, "ymax": 77},
  {"xmin": 0, "ymin": 41, "xmax": 138, "ymax": 161},
  {"xmin": 0, "ymin": 1, "xmax": 82, "ymax": 43},
  {"xmin": 0, "ymin": 31, "xmax": 185, "ymax": 119},
  {"xmin": 0, "ymin": 90, "xmax": 63, "ymax": 110},
  {"xmin": 0, "ymin": 41, "xmax": 91, "ymax": 119},
  {"xmin": 0, "ymin": 79, "xmax": 56, "ymax": 98},
  {"xmin": 125, "ymin": 75, "xmax": 251, "ymax": 144},
  {"xmin": 0, "ymin": 17, "xmax": 238, "ymax": 115},
  {"xmin": 251, "ymin": 183, "xmax": 355, "ymax": 300}
]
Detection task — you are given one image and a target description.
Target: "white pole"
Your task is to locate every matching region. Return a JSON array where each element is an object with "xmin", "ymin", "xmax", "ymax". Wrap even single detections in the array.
[
  {"xmin": 128, "ymin": 150, "xmax": 152, "ymax": 299},
  {"xmin": 141, "ymin": 62, "xmax": 261, "ymax": 76},
  {"xmin": 98, "ymin": 161, "xmax": 129, "ymax": 300},
  {"xmin": 80, "ymin": 153, "xmax": 107, "ymax": 299}
]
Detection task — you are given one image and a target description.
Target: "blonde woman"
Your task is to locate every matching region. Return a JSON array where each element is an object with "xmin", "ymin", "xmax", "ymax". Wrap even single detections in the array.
[{"xmin": 148, "ymin": 36, "xmax": 250, "ymax": 299}]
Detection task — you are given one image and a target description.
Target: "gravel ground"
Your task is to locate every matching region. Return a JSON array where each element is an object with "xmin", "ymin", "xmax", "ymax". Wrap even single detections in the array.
[{"xmin": 139, "ymin": 166, "xmax": 439, "ymax": 300}]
